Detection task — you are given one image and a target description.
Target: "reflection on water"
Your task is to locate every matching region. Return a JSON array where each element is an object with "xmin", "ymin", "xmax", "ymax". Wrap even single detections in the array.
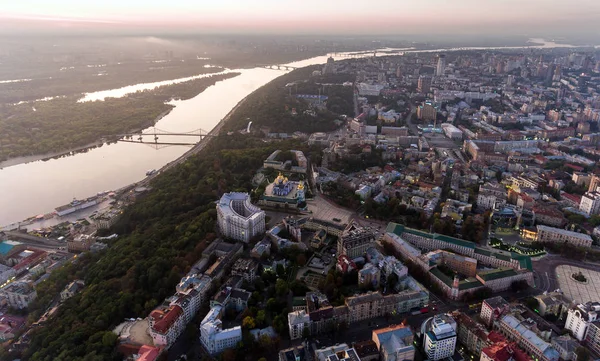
[{"xmin": 0, "ymin": 40, "xmax": 594, "ymax": 226}]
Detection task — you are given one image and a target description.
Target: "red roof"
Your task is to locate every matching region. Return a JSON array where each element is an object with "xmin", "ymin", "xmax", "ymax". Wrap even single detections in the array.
[
  {"xmin": 487, "ymin": 331, "xmax": 506, "ymax": 343},
  {"xmin": 565, "ymin": 163, "xmax": 584, "ymax": 172},
  {"xmin": 138, "ymin": 345, "xmax": 162, "ymax": 361},
  {"xmin": 561, "ymin": 192, "xmax": 581, "ymax": 204},
  {"xmin": 13, "ymin": 249, "xmax": 47, "ymax": 271},
  {"xmin": 482, "ymin": 343, "xmax": 512, "ymax": 361},
  {"xmin": 150, "ymin": 305, "xmax": 183, "ymax": 334}
]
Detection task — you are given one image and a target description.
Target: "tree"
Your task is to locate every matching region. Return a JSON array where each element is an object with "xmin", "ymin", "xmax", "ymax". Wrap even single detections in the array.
[
  {"xmin": 243, "ymin": 316, "xmax": 256, "ymax": 329},
  {"xmin": 575, "ymin": 347, "xmax": 590, "ymax": 361},
  {"xmin": 256, "ymin": 310, "xmax": 266, "ymax": 327},
  {"xmin": 302, "ymin": 326, "xmax": 311, "ymax": 339},
  {"xmin": 276, "ymin": 279, "xmax": 289, "ymax": 297},
  {"xmin": 296, "ymin": 253, "xmax": 307, "ymax": 266}
]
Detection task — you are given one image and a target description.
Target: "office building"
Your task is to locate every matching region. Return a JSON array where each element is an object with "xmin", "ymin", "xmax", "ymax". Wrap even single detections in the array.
[
  {"xmin": 535, "ymin": 225, "xmax": 593, "ymax": 248},
  {"xmin": 338, "ymin": 222, "xmax": 376, "ymax": 258},
  {"xmin": 417, "ymin": 102, "xmax": 437, "ymax": 122},
  {"xmin": 217, "ymin": 192, "xmax": 265, "ymax": 243},
  {"xmin": 418, "ymin": 76, "xmax": 432, "ymax": 93},
  {"xmin": 565, "ymin": 302, "xmax": 599, "ymax": 341},
  {"xmin": 436, "ymin": 54, "xmax": 446, "ymax": 77},
  {"xmin": 423, "ymin": 315, "xmax": 457, "ymax": 361}
]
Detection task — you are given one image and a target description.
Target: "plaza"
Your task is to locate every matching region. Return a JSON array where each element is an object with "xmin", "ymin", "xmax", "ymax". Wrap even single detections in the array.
[{"xmin": 555, "ymin": 265, "xmax": 600, "ymax": 303}]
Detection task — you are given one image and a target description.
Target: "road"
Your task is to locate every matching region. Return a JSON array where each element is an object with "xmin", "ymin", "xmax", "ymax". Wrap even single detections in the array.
[{"xmin": 532, "ymin": 254, "xmax": 600, "ymax": 293}]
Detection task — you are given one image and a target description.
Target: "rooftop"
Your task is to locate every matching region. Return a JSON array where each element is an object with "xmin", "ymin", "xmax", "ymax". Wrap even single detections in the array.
[{"xmin": 536, "ymin": 225, "xmax": 592, "ymax": 241}]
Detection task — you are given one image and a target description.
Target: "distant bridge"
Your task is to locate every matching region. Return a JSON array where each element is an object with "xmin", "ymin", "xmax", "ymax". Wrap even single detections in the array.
[
  {"xmin": 115, "ymin": 127, "xmax": 214, "ymax": 146},
  {"xmin": 259, "ymin": 64, "xmax": 298, "ymax": 71}
]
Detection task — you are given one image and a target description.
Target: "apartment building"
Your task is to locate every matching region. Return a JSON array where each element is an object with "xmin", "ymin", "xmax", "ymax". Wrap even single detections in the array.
[
  {"xmin": 337, "ymin": 222, "xmax": 376, "ymax": 258},
  {"xmin": 3, "ymin": 282, "xmax": 37, "ymax": 309},
  {"xmin": 200, "ymin": 305, "xmax": 242, "ymax": 355}
]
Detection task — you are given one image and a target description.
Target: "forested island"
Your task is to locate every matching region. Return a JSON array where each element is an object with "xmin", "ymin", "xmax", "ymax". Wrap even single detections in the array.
[
  {"xmin": 0, "ymin": 72, "xmax": 239, "ymax": 162},
  {"xmin": 10, "ymin": 67, "xmax": 347, "ymax": 361}
]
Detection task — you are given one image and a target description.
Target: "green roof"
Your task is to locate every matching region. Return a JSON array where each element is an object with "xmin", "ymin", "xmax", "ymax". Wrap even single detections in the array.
[
  {"xmin": 477, "ymin": 268, "xmax": 518, "ymax": 281},
  {"xmin": 459, "ymin": 278, "xmax": 484, "ymax": 290},
  {"xmin": 430, "ymin": 267, "xmax": 454, "ymax": 287},
  {"xmin": 292, "ymin": 297, "xmax": 306, "ymax": 307},
  {"xmin": 386, "ymin": 222, "xmax": 533, "ymax": 272},
  {"xmin": 386, "ymin": 222, "xmax": 475, "ymax": 249}
]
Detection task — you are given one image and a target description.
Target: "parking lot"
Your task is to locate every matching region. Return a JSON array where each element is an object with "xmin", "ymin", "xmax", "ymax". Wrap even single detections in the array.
[{"xmin": 556, "ymin": 265, "xmax": 600, "ymax": 303}]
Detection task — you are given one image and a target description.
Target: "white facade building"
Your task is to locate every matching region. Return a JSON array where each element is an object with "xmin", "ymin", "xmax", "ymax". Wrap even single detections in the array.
[
  {"xmin": 288, "ymin": 310, "xmax": 310, "ymax": 340},
  {"xmin": 535, "ymin": 225, "xmax": 593, "ymax": 248},
  {"xmin": 424, "ymin": 316, "xmax": 457, "ymax": 361},
  {"xmin": 565, "ymin": 302, "xmax": 599, "ymax": 341},
  {"xmin": 200, "ymin": 305, "xmax": 243, "ymax": 355},
  {"xmin": 579, "ymin": 192, "xmax": 600, "ymax": 216},
  {"xmin": 217, "ymin": 192, "xmax": 265, "ymax": 243}
]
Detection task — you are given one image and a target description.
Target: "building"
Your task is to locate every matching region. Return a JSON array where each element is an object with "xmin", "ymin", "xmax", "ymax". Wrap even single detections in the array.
[
  {"xmin": 579, "ymin": 192, "xmax": 600, "ymax": 216},
  {"xmin": 354, "ymin": 340, "xmax": 380, "ymax": 361},
  {"xmin": 442, "ymin": 123, "xmax": 463, "ymax": 140},
  {"xmin": 417, "ymin": 102, "xmax": 437, "ymax": 122},
  {"xmin": 481, "ymin": 297, "xmax": 509, "ymax": 328},
  {"xmin": 452, "ymin": 311, "xmax": 490, "ymax": 355},
  {"xmin": 338, "ymin": 223, "xmax": 376, "ymax": 258},
  {"xmin": 314, "ymin": 343, "xmax": 361, "ymax": 361},
  {"xmin": 565, "ymin": 302, "xmax": 600, "ymax": 341},
  {"xmin": 535, "ymin": 225, "xmax": 593, "ymax": 248},
  {"xmin": 419, "ymin": 250, "xmax": 477, "ymax": 277},
  {"xmin": 372, "ymin": 324, "xmax": 415, "ymax": 361},
  {"xmin": 200, "ymin": 305, "xmax": 243, "ymax": 355},
  {"xmin": 495, "ymin": 315, "xmax": 559, "ymax": 361},
  {"xmin": 423, "ymin": 315, "xmax": 457, "ymax": 361},
  {"xmin": 436, "ymin": 54, "xmax": 446, "ymax": 77},
  {"xmin": 217, "ymin": 192, "xmax": 265, "ymax": 243},
  {"xmin": 279, "ymin": 345, "xmax": 306, "ymax": 361},
  {"xmin": 149, "ymin": 304, "xmax": 185, "ymax": 348},
  {"xmin": 358, "ymin": 263, "xmax": 381, "ymax": 289},
  {"xmin": 589, "ymin": 175, "xmax": 600, "ymax": 193},
  {"xmin": 60, "ymin": 280, "xmax": 85, "ymax": 301},
  {"xmin": 418, "ymin": 76, "xmax": 432, "ymax": 93},
  {"xmin": 3, "ymin": 281, "xmax": 37, "ymax": 309},
  {"xmin": 231, "ymin": 258, "xmax": 259, "ymax": 283},
  {"xmin": 533, "ymin": 292, "xmax": 571, "ymax": 317},
  {"xmin": 550, "ymin": 335, "xmax": 580, "ymax": 361},
  {"xmin": 584, "ymin": 320, "xmax": 600, "ymax": 357},
  {"xmin": 263, "ymin": 150, "xmax": 308, "ymax": 173},
  {"xmin": 288, "ymin": 310, "xmax": 310, "ymax": 340},
  {"xmin": 259, "ymin": 173, "xmax": 307, "ymax": 210},
  {"xmin": 67, "ymin": 234, "xmax": 95, "ymax": 253}
]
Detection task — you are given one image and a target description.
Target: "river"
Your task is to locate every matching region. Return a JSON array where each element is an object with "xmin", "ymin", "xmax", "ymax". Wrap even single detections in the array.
[{"xmin": 0, "ymin": 39, "xmax": 592, "ymax": 227}]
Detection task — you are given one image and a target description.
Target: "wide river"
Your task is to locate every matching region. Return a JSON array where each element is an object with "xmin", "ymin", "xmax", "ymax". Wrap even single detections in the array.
[{"xmin": 0, "ymin": 39, "xmax": 590, "ymax": 226}]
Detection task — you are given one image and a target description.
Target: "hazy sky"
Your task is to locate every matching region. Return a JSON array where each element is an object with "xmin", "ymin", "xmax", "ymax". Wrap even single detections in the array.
[{"xmin": 2, "ymin": 0, "xmax": 600, "ymax": 36}]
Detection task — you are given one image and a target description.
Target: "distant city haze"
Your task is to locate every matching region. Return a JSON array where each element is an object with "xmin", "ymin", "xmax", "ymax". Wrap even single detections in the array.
[{"xmin": 2, "ymin": 0, "xmax": 600, "ymax": 39}]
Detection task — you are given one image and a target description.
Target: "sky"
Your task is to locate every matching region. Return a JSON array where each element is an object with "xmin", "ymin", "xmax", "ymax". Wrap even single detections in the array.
[{"xmin": 2, "ymin": 0, "xmax": 600, "ymax": 37}]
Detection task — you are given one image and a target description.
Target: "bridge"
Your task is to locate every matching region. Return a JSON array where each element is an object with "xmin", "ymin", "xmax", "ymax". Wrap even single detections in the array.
[
  {"xmin": 116, "ymin": 127, "xmax": 214, "ymax": 146},
  {"xmin": 259, "ymin": 64, "xmax": 298, "ymax": 71}
]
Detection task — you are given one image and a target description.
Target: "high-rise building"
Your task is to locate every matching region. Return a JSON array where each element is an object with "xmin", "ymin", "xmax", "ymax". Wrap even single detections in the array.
[
  {"xmin": 436, "ymin": 54, "xmax": 446, "ymax": 77},
  {"xmin": 588, "ymin": 175, "xmax": 600, "ymax": 193},
  {"xmin": 579, "ymin": 192, "xmax": 600, "ymax": 216},
  {"xmin": 418, "ymin": 75, "xmax": 432, "ymax": 93},
  {"xmin": 423, "ymin": 315, "xmax": 457, "ymax": 361},
  {"xmin": 217, "ymin": 192, "xmax": 265, "ymax": 243},
  {"xmin": 417, "ymin": 102, "xmax": 437, "ymax": 122}
]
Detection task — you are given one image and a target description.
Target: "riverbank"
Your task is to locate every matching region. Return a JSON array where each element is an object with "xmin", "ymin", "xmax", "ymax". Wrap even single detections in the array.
[{"xmin": 0, "ymin": 108, "xmax": 173, "ymax": 169}]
